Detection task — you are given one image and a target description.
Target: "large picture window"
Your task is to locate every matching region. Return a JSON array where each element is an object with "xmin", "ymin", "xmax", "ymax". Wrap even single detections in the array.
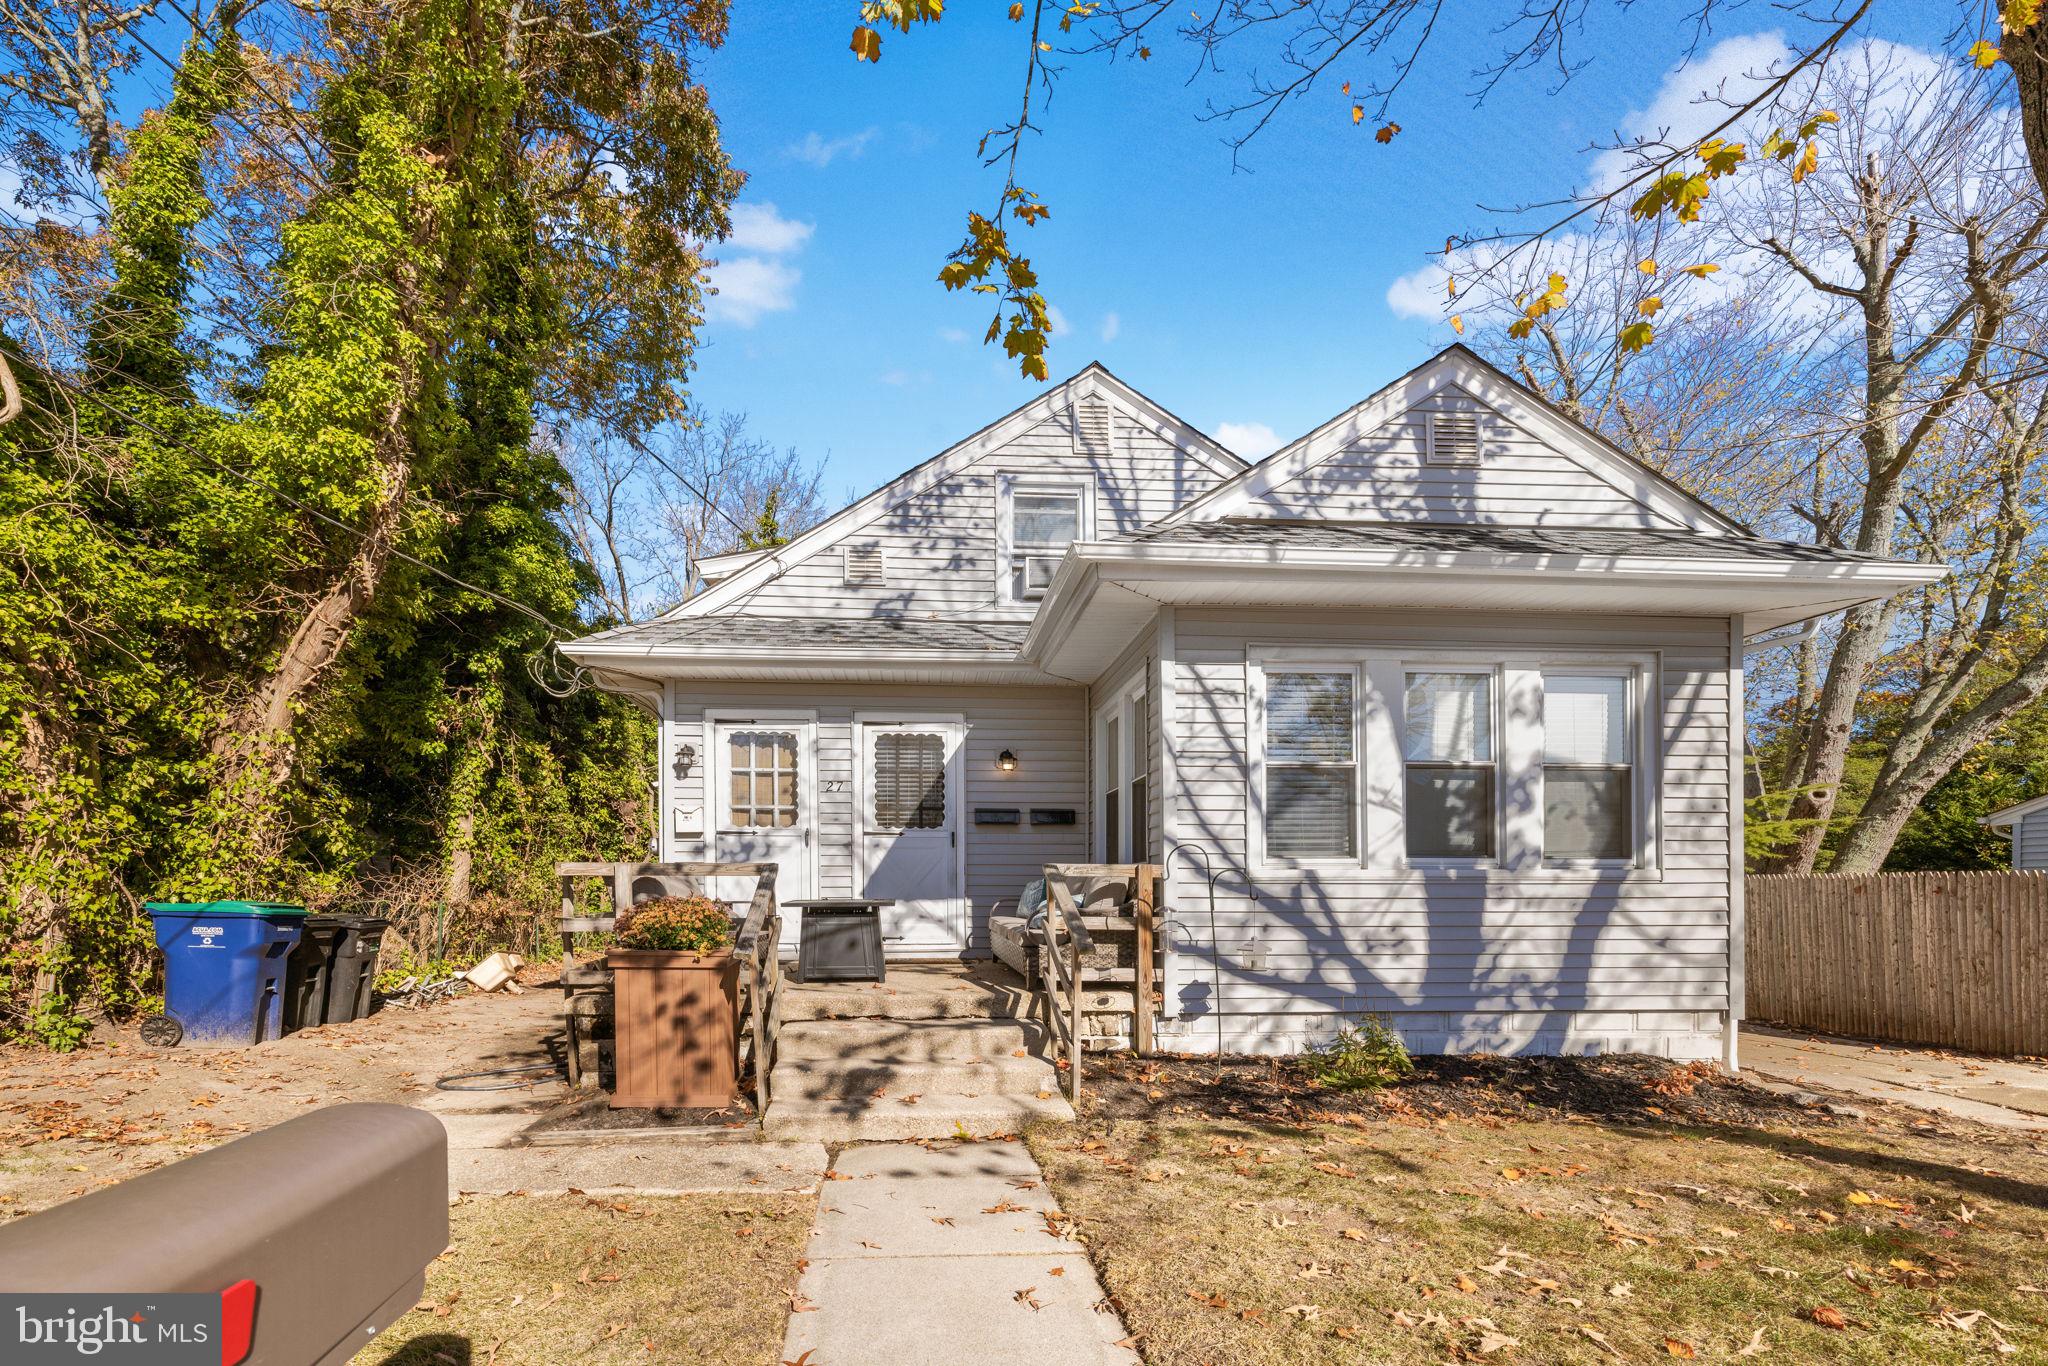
[
  {"xmin": 1264, "ymin": 671, "xmax": 1357, "ymax": 859},
  {"xmin": 1542, "ymin": 673, "xmax": 1633, "ymax": 860},
  {"xmin": 1403, "ymin": 671, "xmax": 1496, "ymax": 859}
]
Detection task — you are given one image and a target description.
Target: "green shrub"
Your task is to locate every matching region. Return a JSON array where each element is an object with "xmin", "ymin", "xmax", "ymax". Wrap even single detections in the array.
[
  {"xmin": 616, "ymin": 896, "xmax": 733, "ymax": 953},
  {"xmin": 1298, "ymin": 1015, "xmax": 1414, "ymax": 1091}
]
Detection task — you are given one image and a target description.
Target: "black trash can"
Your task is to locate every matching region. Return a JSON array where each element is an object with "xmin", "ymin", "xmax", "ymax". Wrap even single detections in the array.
[
  {"xmin": 282, "ymin": 915, "xmax": 347, "ymax": 1033},
  {"xmin": 322, "ymin": 915, "xmax": 392, "ymax": 1024}
]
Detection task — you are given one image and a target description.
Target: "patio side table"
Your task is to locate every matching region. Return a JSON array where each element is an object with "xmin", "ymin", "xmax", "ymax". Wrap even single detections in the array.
[{"xmin": 787, "ymin": 899, "xmax": 895, "ymax": 983}]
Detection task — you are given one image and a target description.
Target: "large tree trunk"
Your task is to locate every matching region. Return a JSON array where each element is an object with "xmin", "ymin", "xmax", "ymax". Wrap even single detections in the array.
[{"xmin": 2005, "ymin": 24, "xmax": 2048, "ymax": 213}]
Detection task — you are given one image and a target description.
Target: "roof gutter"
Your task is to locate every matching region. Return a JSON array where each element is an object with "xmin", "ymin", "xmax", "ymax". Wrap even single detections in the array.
[{"xmin": 1023, "ymin": 539, "xmax": 1947, "ymax": 665}]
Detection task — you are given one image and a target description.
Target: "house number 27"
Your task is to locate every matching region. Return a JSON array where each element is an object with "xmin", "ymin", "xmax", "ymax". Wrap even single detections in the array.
[{"xmin": 822, "ymin": 779, "xmax": 850, "ymax": 793}]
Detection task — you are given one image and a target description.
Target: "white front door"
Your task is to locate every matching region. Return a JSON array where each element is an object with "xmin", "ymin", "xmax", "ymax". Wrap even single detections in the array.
[
  {"xmin": 857, "ymin": 719, "xmax": 965, "ymax": 956},
  {"xmin": 711, "ymin": 720, "xmax": 814, "ymax": 951}
]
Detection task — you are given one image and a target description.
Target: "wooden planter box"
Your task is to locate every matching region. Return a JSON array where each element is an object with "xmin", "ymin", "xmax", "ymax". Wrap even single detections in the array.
[{"xmin": 606, "ymin": 948, "xmax": 738, "ymax": 1108}]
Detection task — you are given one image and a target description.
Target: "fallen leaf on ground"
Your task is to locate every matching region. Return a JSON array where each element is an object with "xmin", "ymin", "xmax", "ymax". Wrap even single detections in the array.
[{"xmin": 1810, "ymin": 1305, "xmax": 1849, "ymax": 1330}]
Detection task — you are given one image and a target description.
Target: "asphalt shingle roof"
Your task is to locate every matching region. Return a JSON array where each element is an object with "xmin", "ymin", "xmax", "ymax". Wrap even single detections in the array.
[
  {"xmin": 1127, "ymin": 518, "xmax": 1900, "ymax": 564},
  {"xmin": 573, "ymin": 615, "xmax": 1031, "ymax": 654}
]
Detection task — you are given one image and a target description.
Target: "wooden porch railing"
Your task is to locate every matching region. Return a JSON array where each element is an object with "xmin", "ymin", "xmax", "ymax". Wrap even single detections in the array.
[
  {"xmin": 1035, "ymin": 862, "xmax": 1163, "ymax": 1105},
  {"xmin": 554, "ymin": 860, "xmax": 785, "ymax": 1115}
]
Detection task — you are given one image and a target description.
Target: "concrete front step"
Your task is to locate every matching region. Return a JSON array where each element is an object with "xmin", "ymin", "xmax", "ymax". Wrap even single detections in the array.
[
  {"xmin": 777, "ymin": 1018, "xmax": 1049, "ymax": 1063},
  {"xmin": 770, "ymin": 1053, "xmax": 1057, "ymax": 1102},
  {"xmin": 763, "ymin": 1090, "xmax": 1075, "ymax": 1142},
  {"xmin": 781, "ymin": 973, "xmax": 1033, "ymax": 1022}
]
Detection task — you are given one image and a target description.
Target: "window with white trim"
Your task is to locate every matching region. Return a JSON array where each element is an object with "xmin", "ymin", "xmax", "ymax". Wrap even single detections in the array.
[
  {"xmin": 1542, "ymin": 673, "xmax": 1633, "ymax": 861},
  {"xmin": 1402, "ymin": 670, "xmax": 1497, "ymax": 859},
  {"xmin": 1264, "ymin": 670, "xmax": 1357, "ymax": 860},
  {"xmin": 999, "ymin": 477, "xmax": 1089, "ymax": 602}
]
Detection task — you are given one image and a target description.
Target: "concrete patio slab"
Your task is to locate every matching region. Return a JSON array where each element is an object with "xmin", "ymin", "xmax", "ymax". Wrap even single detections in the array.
[
  {"xmin": 781, "ymin": 1140, "xmax": 1138, "ymax": 1366},
  {"xmin": 447, "ymin": 1138, "xmax": 829, "ymax": 1197},
  {"xmin": 1742, "ymin": 1025, "xmax": 2048, "ymax": 1131}
]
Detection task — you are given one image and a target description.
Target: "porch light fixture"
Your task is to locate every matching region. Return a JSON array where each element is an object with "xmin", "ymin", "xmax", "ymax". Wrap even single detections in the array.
[
  {"xmin": 671, "ymin": 742, "xmax": 697, "ymax": 780},
  {"xmin": 996, "ymin": 749, "xmax": 1019, "ymax": 773}
]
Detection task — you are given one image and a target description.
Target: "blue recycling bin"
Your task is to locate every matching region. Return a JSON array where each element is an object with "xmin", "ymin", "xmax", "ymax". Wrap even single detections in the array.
[{"xmin": 143, "ymin": 901, "xmax": 307, "ymax": 1047}]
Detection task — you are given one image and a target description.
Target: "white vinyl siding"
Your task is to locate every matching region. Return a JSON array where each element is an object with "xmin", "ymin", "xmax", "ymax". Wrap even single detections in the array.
[
  {"xmin": 710, "ymin": 410, "xmax": 1235, "ymax": 621},
  {"xmin": 662, "ymin": 680, "xmax": 1087, "ymax": 957},
  {"xmin": 1162, "ymin": 607, "xmax": 1735, "ymax": 1059},
  {"xmin": 1236, "ymin": 387, "xmax": 1682, "ymax": 528},
  {"xmin": 2016, "ymin": 810, "xmax": 2048, "ymax": 869}
]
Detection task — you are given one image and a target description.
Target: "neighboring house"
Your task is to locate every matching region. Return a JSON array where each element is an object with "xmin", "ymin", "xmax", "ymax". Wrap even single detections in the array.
[
  {"xmin": 1981, "ymin": 795, "xmax": 2048, "ymax": 869},
  {"xmin": 563, "ymin": 346, "xmax": 1942, "ymax": 1065}
]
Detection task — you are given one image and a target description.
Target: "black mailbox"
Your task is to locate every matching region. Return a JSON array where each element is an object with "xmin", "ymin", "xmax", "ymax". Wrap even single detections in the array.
[{"xmin": 0, "ymin": 1103, "xmax": 448, "ymax": 1365}]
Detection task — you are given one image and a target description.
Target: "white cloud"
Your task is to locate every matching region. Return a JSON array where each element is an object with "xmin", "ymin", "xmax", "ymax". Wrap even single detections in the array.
[
  {"xmin": 706, "ymin": 202, "xmax": 813, "ymax": 327},
  {"xmin": 938, "ymin": 326, "xmax": 970, "ymax": 344},
  {"xmin": 1099, "ymin": 312, "xmax": 1121, "ymax": 343},
  {"xmin": 726, "ymin": 202, "xmax": 814, "ymax": 255},
  {"xmin": 1046, "ymin": 304, "xmax": 1071, "ymax": 339},
  {"xmin": 785, "ymin": 127, "xmax": 879, "ymax": 168},
  {"xmin": 1214, "ymin": 421, "xmax": 1282, "ymax": 458},
  {"xmin": 706, "ymin": 257, "xmax": 802, "ymax": 327},
  {"xmin": 1585, "ymin": 32, "xmax": 1795, "ymax": 193}
]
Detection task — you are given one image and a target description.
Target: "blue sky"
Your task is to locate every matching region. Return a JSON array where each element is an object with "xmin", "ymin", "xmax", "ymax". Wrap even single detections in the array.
[{"xmin": 688, "ymin": 4, "xmax": 1962, "ymax": 501}]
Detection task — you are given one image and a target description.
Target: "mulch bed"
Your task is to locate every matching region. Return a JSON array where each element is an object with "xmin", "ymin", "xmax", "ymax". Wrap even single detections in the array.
[{"xmin": 1078, "ymin": 1049, "xmax": 1828, "ymax": 1131}]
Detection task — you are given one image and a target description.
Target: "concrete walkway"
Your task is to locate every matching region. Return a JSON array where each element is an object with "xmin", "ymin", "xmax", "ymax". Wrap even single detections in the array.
[
  {"xmin": 780, "ymin": 1141, "xmax": 1139, "ymax": 1366},
  {"xmin": 1742, "ymin": 1025, "xmax": 2048, "ymax": 1132}
]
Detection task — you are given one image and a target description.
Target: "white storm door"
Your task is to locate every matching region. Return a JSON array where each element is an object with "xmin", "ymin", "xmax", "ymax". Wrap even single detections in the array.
[
  {"xmin": 858, "ymin": 720, "xmax": 965, "ymax": 955},
  {"xmin": 711, "ymin": 720, "xmax": 814, "ymax": 951}
]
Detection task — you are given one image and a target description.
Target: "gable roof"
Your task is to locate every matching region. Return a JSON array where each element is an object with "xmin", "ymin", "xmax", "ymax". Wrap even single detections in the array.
[
  {"xmin": 1158, "ymin": 344, "xmax": 1749, "ymax": 536},
  {"xmin": 669, "ymin": 362, "xmax": 1248, "ymax": 619},
  {"xmin": 1981, "ymin": 793, "xmax": 2048, "ymax": 827}
]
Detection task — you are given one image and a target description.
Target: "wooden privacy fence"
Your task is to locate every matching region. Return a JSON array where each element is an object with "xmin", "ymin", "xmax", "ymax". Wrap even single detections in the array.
[{"xmin": 1746, "ymin": 872, "xmax": 2048, "ymax": 1055}]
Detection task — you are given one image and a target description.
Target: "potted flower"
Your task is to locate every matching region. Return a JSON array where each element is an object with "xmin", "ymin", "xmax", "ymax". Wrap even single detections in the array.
[{"xmin": 607, "ymin": 896, "xmax": 738, "ymax": 1108}]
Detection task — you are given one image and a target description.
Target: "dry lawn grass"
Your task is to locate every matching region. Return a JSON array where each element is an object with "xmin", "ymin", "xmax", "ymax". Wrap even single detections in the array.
[
  {"xmin": 356, "ymin": 1192, "xmax": 812, "ymax": 1366},
  {"xmin": 1031, "ymin": 1090, "xmax": 2048, "ymax": 1363}
]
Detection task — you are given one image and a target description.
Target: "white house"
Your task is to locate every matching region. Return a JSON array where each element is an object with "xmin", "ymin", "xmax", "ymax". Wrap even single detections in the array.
[
  {"xmin": 1981, "ymin": 794, "xmax": 2048, "ymax": 868},
  {"xmin": 562, "ymin": 346, "xmax": 1944, "ymax": 1066}
]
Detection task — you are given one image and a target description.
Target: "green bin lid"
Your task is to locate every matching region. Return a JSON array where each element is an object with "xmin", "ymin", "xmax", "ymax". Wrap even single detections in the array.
[{"xmin": 143, "ymin": 900, "xmax": 308, "ymax": 917}]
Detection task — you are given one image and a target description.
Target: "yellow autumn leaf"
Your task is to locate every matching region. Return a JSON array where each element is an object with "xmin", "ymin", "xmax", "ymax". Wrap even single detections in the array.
[
  {"xmin": 1845, "ymin": 1191, "xmax": 1875, "ymax": 1205},
  {"xmin": 1971, "ymin": 38, "xmax": 2003, "ymax": 66},
  {"xmin": 1009, "ymin": 1, "xmax": 1023, "ymax": 16},
  {"xmin": 1351, "ymin": 105, "xmax": 1364, "ymax": 125},
  {"xmin": 849, "ymin": 25, "xmax": 881, "ymax": 61},
  {"xmin": 1638, "ymin": 297, "xmax": 1663, "ymax": 317},
  {"xmin": 1619, "ymin": 321, "xmax": 1654, "ymax": 353},
  {"xmin": 2005, "ymin": 0, "xmax": 2041, "ymax": 34},
  {"xmin": 1792, "ymin": 141, "xmax": 1819, "ymax": 183},
  {"xmin": 1446, "ymin": 276, "xmax": 1457, "ymax": 299},
  {"xmin": 1678, "ymin": 263, "xmax": 1720, "ymax": 279},
  {"xmin": 1637, "ymin": 257, "xmax": 1657, "ymax": 274},
  {"xmin": 1450, "ymin": 314, "xmax": 1464, "ymax": 335},
  {"xmin": 1665, "ymin": 1339, "xmax": 1698, "ymax": 1359},
  {"xmin": 1501, "ymin": 1167, "xmax": 1525, "ymax": 1181},
  {"xmin": 1342, "ymin": 80, "xmax": 1351, "ymax": 95}
]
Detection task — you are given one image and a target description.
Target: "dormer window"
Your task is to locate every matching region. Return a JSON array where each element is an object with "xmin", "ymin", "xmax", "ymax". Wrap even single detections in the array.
[{"xmin": 998, "ymin": 475, "xmax": 1092, "ymax": 603}]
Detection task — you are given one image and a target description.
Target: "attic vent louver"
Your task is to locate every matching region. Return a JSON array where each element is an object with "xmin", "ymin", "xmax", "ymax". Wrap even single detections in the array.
[
  {"xmin": 1427, "ymin": 410, "xmax": 1482, "ymax": 465},
  {"xmin": 1072, "ymin": 397, "xmax": 1113, "ymax": 457},
  {"xmin": 844, "ymin": 544, "xmax": 886, "ymax": 586}
]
